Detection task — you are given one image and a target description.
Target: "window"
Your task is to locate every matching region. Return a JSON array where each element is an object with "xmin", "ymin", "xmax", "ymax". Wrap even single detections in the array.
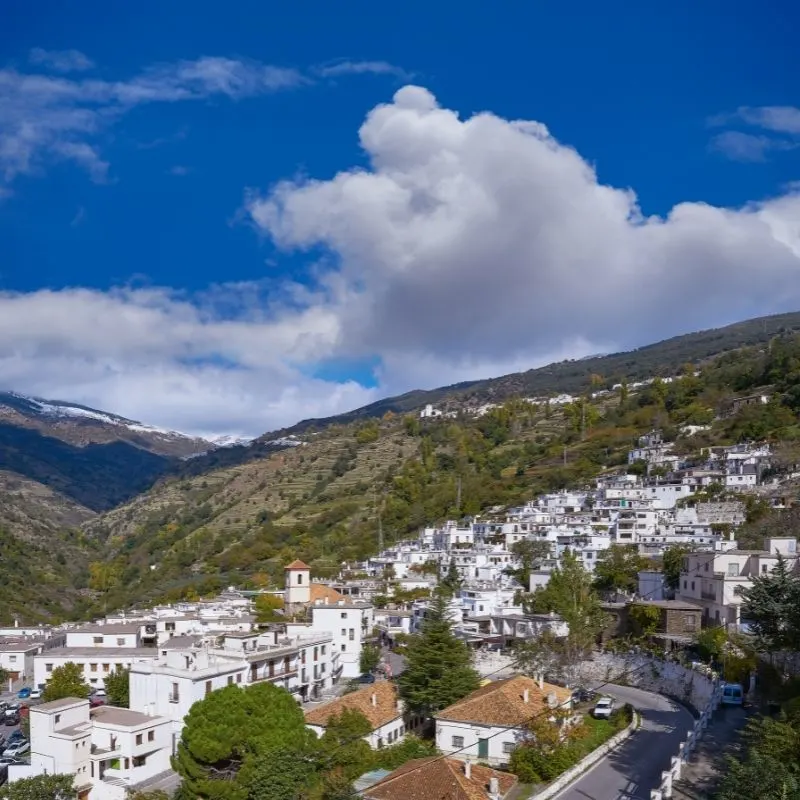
[
  {"xmin": 349, "ymin": 629, "xmax": 355, "ymax": 641},
  {"xmin": 502, "ymin": 741, "xmax": 515, "ymax": 754},
  {"xmin": 727, "ymin": 563, "xmax": 740, "ymax": 577},
  {"xmin": 451, "ymin": 736, "xmax": 464, "ymax": 748},
  {"xmin": 341, "ymin": 612, "xmax": 348, "ymax": 619},
  {"xmin": 691, "ymin": 581, "xmax": 695, "ymax": 591},
  {"xmin": 136, "ymin": 734, "xmax": 143, "ymax": 745},
  {"xmin": 321, "ymin": 645, "xmax": 326, "ymax": 655},
  {"xmin": 297, "ymin": 573, "xmax": 303, "ymax": 584},
  {"xmin": 704, "ymin": 563, "xmax": 709, "ymax": 572},
  {"xmin": 55, "ymin": 714, "xmax": 61, "ymax": 723},
  {"xmin": 93, "ymin": 636, "xmax": 103, "ymax": 644},
  {"xmin": 341, "ymin": 644, "xmax": 346, "ymax": 652},
  {"xmin": 205, "ymin": 681, "xmax": 212, "ymax": 696},
  {"xmin": 46, "ymin": 663, "xmax": 53, "ymax": 673},
  {"xmin": 148, "ymin": 730, "xmax": 155, "ymax": 742},
  {"xmin": 682, "ymin": 581, "xmax": 687, "ymax": 590},
  {"xmin": 133, "ymin": 756, "xmax": 146, "ymax": 767},
  {"xmin": 90, "ymin": 663, "xmax": 98, "ymax": 672},
  {"xmin": 117, "ymin": 638, "xmax": 125, "ymax": 646},
  {"xmin": 8, "ymin": 655, "xmax": 16, "ymax": 662},
  {"xmin": 165, "ymin": 622, "xmax": 176, "ymax": 632},
  {"xmin": 103, "ymin": 664, "xmax": 110, "ymax": 672},
  {"xmin": 341, "ymin": 628, "xmax": 346, "ymax": 636},
  {"xmin": 237, "ymin": 673, "xmax": 242, "ymax": 684},
  {"xmin": 683, "ymin": 615, "xmax": 697, "ymax": 632},
  {"xmin": 227, "ymin": 676, "xmax": 234, "ymax": 686}
]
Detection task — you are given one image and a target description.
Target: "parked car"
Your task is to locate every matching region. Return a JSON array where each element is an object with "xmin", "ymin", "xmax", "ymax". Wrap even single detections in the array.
[
  {"xmin": 571, "ymin": 687, "xmax": 595, "ymax": 704},
  {"xmin": 7, "ymin": 731, "xmax": 25, "ymax": 744},
  {"xmin": 28, "ymin": 689, "xmax": 41, "ymax": 701},
  {"xmin": 92, "ymin": 688, "xmax": 107, "ymax": 698},
  {"xmin": 592, "ymin": 696, "xmax": 616, "ymax": 719},
  {"xmin": 2, "ymin": 741, "xmax": 29, "ymax": 759},
  {"xmin": 15, "ymin": 689, "xmax": 30, "ymax": 700},
  {"xmin": 3, "ymin": 714, "xmax": 19, "ymax": 727},
  {"xmin": 357, "ymin": 673, "xmax": 376, "ymax": 684}
]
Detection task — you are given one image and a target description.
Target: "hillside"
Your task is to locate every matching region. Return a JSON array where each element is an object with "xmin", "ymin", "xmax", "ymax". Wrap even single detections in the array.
[
  {"xmin": 85, "ymin": 324, "xmax": 800, "ymax": 610},
  {"xmin": 274, "ymin": 310, "xmax": 800, "ymax": 436}
]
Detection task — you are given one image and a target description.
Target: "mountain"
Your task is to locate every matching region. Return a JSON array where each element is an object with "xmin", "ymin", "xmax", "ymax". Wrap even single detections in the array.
[
  {"xmin": 270, "ymin": 310, "xmax": 800, "ymax": 437},
  {"xmin": 83, "ymin": 311, "xmax": 800, "ymax": 610}
]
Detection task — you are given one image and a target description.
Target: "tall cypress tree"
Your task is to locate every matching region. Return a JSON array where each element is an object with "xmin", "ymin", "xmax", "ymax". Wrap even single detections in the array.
[{"xmin": 398, "ymin": 592, "xmax": 480, "ymax": 715}]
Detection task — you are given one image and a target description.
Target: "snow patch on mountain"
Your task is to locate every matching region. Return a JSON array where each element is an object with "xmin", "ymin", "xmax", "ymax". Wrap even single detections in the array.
[{"xmin": 264, "ymin": 436, "xmax": 304, "ymax": 448}]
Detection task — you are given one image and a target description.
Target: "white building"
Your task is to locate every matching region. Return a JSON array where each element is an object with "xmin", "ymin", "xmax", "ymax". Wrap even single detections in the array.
[
  {"xmin": 304, "ymin": 682, "xmax": 420, "ymax": 750},
  {"xmin": 435, "ymin": 675, "xmax": 571, "ymax": 766},
  {"xmin": 0, "ymin": 638, "xmax": 47, "ymax": 683},
  {"xmin": 34, "ymin": 648, "xmax": 158, "ymax": 693},
  {"xmin": 11, "ymin": 698, "xmax": 174, "ymax": 800},
  {"xmin": 130, "ymin": 629, "xmax": 337, "ymax": 735},
  {"xmin": 286, "ymin": 600, "xmax": 373, "ymax": 679}
]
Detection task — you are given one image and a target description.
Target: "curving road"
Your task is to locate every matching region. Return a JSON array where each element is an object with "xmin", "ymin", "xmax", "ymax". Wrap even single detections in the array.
[{"xmin": 554, "ymin": 684, "xmax": 694, "ymax": 800}]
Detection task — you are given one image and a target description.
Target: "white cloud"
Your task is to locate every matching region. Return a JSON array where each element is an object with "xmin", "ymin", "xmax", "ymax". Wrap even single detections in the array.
[
  {"xmin": 709, "ymin": 130, "xmax": 796, "ymax": 162},
  {"xmin": 709, "ymin": 105, "xmax": 800, "ymax": 161},
  {"xmin": 0, "ymin": 55, "xmax": 306, "ymax": 187},
  {"xmin": 249, "ymin": 85, "xmax": 800, "ymax": 391},
  {"xmin": 315, "ymin": 60, "xmax": 413, "ymax": 80},
  {"xmin": 29, "ymin": 48, "xmax": 94, "ymax": 73},
  {"xmin": 6, "ymin": 86, "xmax": 800, "ymax": 437}
]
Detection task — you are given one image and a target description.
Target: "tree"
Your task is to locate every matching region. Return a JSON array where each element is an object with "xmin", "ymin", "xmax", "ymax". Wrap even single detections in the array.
[
  {"xmin": 593, "ymin": 545, "xmax": 649, "ymax": 594},
  {"xmin": 0, "ymin": 774, "xmax": 76, "ymax": 799},
  {"xmin": 320, "ymin": 710, "xmax": 373, "ymax": 780},
  {"xmin": 741, "ymin": 554, "xmax": 800, "ymax": 652},
  {"xmin": 128, "ymin": 792, "xmax": 171, "ymax": 800},
  {"xmin": 359, "ymin": 644, "xmax": 381, "ymax": 675},
  {"xmin": 42, "ymin": 662, "xmax": 90, "ymax": 702},
  {"xmin": 629, "ymin": 603, "xmax": 661, "ymax": 637},
  {"xmin": 398, "ymin": 592, "xmax": 480, "ymax": 715},
  {"xmin": 0, "ymin": 667, "xmax": 8, "ymax": 688},
  {"xmin": 321, "ymin": 770, "xmax": 359, "ymax": 800},
  {"xmin": 695, "ymin": 627, "xmax": 728, "ymax": 663},
  {"xmin": 525, "ymin": 553, "xmax": 608, "ymax": 686},
  {"xmin": 661, "ymin": 545, "xmax": 692, "ymax": 591},
  {"xmin": 173, "ymin": 682, "xmax": 319, "ymax": 800},
  {"xmin": 88, "ymin": 561, "xmax": 120, "ymax": 611},
  {"xmin": 104, "ymin": 665, "xmax": 129, "ymax": 707},
  {"xmin": 440, "ymin": 558, "xmax": 462, "ymax": 596},
  {"xmin": 254, "ymin": 593, "xmax": 284, "ymax": 624},
  {"xmin": 509, "ymin": 539, "xmax": 551, "ymax": 588},
  {"xmin": 514, "ymin": 631, "xmax": 563, "ymax": 681}
]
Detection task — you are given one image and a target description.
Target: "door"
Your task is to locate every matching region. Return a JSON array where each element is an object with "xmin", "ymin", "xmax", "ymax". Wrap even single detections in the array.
[{"xmin": 478, "ymin": 738, "xmax": 489, "ymax": 759}]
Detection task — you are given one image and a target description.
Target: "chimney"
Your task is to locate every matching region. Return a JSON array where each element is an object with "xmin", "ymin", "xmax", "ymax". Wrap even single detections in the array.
[
  {"xmin": 489, "ymin": 776, "xmax": 500, "ymax": 798},
  {"xmin": 547, "ymin": 692, "xmax": 557, "ymax": 708},
  {"xmin": 464, "ymin": 760, "xmax": 471, "ymax": 779},
  {"xmin": 523, "ymin": 688, "xmax": 530, "ymax": 704},
  {"xmin": 396, "ymin": 699, "xmax": 403, "ymax": 712},
  {"xmin": 371, "ymin": 693, "xmax": 377, "ymax": 707},
  {"xmin": 538, "ymin": 674, "xmax": 544, "ymax": 691}
]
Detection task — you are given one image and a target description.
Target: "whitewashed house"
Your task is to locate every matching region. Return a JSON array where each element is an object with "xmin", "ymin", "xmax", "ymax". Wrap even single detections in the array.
[{"xmin": 435, "ymin": 675, "xmax": 571, "ymax": 766}]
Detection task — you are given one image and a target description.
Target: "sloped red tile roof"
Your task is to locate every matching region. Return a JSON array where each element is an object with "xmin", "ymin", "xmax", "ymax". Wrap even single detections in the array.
[
  {"xmin": 305, "ymin": 681, "xmax": 400, "ymax": 730},
  {"xmin": 363, "ymin": 757, "xmax": 517, "ymax": 800},
  {"xmin": 436, "ymin": 674, "xmax": 571, "ymax": 727},
  {"xmin": 285, "ymin": 559, "xmax": 311, "ymax": 570}
]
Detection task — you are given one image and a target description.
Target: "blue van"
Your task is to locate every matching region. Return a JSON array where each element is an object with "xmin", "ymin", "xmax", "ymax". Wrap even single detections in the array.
[{"xmin": 721, "ymin": 683, "xmax": 744, "ymax": 706}]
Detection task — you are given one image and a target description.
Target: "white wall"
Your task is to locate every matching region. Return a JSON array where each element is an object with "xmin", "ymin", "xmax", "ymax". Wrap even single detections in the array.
[
  {"xmin": 35, "ymin": 652, "xmax": 157, "ymax": 691},
  {"xmin": 435, "ymin": 719, "xmax": 519, "ymax": 766}
]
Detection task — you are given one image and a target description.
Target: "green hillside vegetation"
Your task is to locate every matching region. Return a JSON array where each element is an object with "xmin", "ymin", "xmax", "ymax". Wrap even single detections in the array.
[{"xmin": 83, "ymin": 332, "xmax": 800, "ymax": 611}]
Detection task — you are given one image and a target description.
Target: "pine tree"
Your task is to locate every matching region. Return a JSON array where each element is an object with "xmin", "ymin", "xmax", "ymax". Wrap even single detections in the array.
[
  {"xmin": 741, "ymin": 554, "xmax": 800, "ymax": 652},
  {"xmin": 398, "ymin": 592, "xmax": 480, "ymax": 715}
]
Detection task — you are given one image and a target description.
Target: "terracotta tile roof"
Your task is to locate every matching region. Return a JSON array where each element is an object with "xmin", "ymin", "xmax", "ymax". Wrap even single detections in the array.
[
  {"xmin": 285, "ymin": 559, "xmax": 311, "ymax": 570},
  {"xmin": 309, "ymin": 583, "xmax": 345, "ymax": 604},
  {"xmin": 436, "ymin": 675, "xmax": 571, "ymax": 728},
  {"xmin": 305, "ymin": 681, "xmax": 401, "ymax": 731},
  {"xmin": 363, "ymin": 757, "xmax": 517, "ymax": 800}
]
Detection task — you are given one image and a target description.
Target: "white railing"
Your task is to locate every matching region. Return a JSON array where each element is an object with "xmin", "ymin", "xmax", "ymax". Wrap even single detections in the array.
[{"xmin": 649, "ymin": 681, "xmax": 723, "ymax": 800}]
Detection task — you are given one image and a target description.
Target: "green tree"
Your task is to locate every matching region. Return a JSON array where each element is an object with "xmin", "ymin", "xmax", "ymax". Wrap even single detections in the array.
[
  {"xmin": 741, "ymin": 554, "xmax": 800, "ymax": 652},
  {"xmin": 0, "ymin": 667, "xmax": 8, "ymax": 688},
  {"xmin": 695, "ymin": 627, "xmax": 728, "ymax": 663},
  {"xmin": 128, "ymin": 792, "xmax": 171, "ymax": 800},
  {"xmin": 254, "ymin": 593, "xmax": 284, "ymax": 624},
  {"xmin": 0, "ymin": 774, "xmax": 76, "ymax": 799},
  {"xmin": 661, "ymin": 545, "xmax": 692, "ymax": 591},
  {"xmin": 440, "ymin": 558, "xmax": 462, "ymax": 596},
  {"xmin": 104, "ymin": 666, "xmax": 129, "ymax": 707},
  {"xmin": 246, "ymin": 746, "xmax": 319, "ymax": 800},
  {"xmin": 320, "ymin": 709, "xmax": 374, "ymax": 780},
  {"xmin": 526, "ymin": 553, "xmax": 608, "ymax": 685},
  {"xmin": 629, "ymin": 603, "xmax": 661, "ymax": 637},
  {"xmin": 398, "ymin": 593, "xmax": 480, "ymax": 715},
  {"xmin": 359, "ymin": 644, "xmax": 381, "ymax": 675},
  {"xmin": 509, "ymin": 539, "xmax": 551, "ymax": 588},
  {"xmin": 593, "ymin": 545, "xmax": 649, "ymax": 594},
  {"xmin": 42, "ymin": 662, "xmax": 90, "ymax": 702},
  {"xmin": 88, "ymin": 561, "xmax": 120, "ymax": 612},
  {"xmin": 173, "ymin": 682, "xmax": 319, "ymax": 800},
  {"xmin": 320, "ymin": 769, "xmax": 359, "ymax": 800}
]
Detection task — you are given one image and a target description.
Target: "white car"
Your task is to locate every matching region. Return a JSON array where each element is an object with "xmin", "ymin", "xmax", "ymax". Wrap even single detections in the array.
[
  {"xmin": 29, "ymin": 689, "xmax": 42, "ymax": 700},
  {"xmin": 592, "ymin": 696, "xmax": 615, "ymax": 719},
  {"xmin": 2, "ymin": 741, "xmax": 30, "ymax": 758},
  {"xmin": 93, "ymin": 688, "xmax": 107, "ymax": 697}
]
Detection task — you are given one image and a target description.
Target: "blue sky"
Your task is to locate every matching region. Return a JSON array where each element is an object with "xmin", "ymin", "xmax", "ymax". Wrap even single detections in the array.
[{"xmin": 1, "ymin": 0, "xmax": 799, "ymax": 437}]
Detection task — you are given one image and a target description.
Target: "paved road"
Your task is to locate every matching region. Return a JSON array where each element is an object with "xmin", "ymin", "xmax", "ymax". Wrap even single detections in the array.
[{"xmin": 554, "ymin": 684, "xmax": 694, "ymax": 800}]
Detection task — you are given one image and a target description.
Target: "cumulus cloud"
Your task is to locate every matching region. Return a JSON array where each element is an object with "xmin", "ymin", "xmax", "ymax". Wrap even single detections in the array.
[
  {"xmin": 29, "ymin": 47, "xmax": 95, "ymax": 72},
  {"xmin": 7, "ymin": 86, "xmax": 800, "ymax": 437},
  {"xmin": 709, "ymin": 130, "xmax": 796, "ymax": 162},
  {"xmin": 249, "ymin": 85, "xmax": 800, "ymax": 391},
  {"xmin": 0, "ymin": 55, "xmax": 305, "ymax": 187}
]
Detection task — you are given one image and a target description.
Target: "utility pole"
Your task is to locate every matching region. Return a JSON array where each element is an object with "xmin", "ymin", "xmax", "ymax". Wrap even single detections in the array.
[{"xmin": 455, "ymin": 475, "xmax": 462, "ymax": 515}]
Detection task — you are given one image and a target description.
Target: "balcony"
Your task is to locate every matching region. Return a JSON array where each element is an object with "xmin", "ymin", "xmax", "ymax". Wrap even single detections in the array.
[
  {"xmin": 91, "ymin": 743, "xmax": 122, "ymax": 758},
  {"xmin": 701, "ymin": 590, "xmax": 717, "ymax": 601},
  {"xmin": 168, "ymin": 693, "xmax": 180, "ymax": 704}
]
